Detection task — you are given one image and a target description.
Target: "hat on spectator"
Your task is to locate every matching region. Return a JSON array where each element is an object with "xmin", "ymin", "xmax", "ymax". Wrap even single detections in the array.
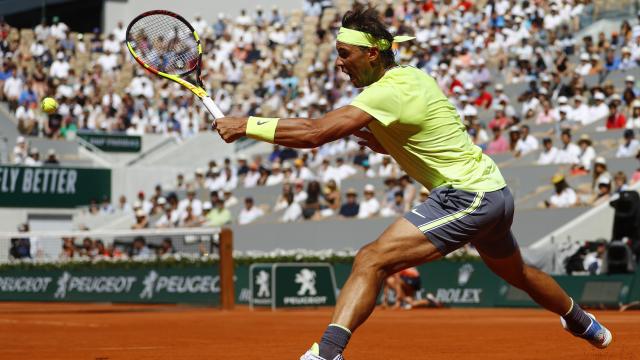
[
  {"xmin": 580, "ymin": 53, "xmax": 590, "ymax": 61},
  {"xmin": 346, "ymin": 188, "xmax": 357, "ymax": 196},
  {"xmin": 157, "ymin": 197, "xmax": 167, "ymax": 205},
  {"xmin": 626, "ymin": 75, "xmax": 636, "ymax": 83},
  {"xmin": 463, "ymin": 107, "xmax": 478, "ymax": 117},
  {"xmin": 29, "ymin": 147, "xmax": 38, "ymax": 155},
  {"xmin": 453, "ymin": 86, "xmax": 463, "ymax": 94},
  {"xmin": 551, "ymin": 174, "xmax": 565, "ymax": 184},
  {"xmin": 591, "ymin": 54, "xmax": 599, "ymax": 61},
  {"xmin": 539, "ymin": 87, "xmax": 549, "ymax": 95},
  {"xmin": 294, "ymin": 158, "xmax": 304, "ymax": 167},
  {"xmin": 594, "ymin": 92, "xmax": 605, "ymax": 101},
  {"xmin": 557, "ymin": 96, "xmax": 568, "ymax": 104},
  {"xmin": 237, "ymin": 154, "xmax": 248, "ymax": 161},
  {"xmin": 540, "ymin": 74, "xmax": 551, "ymax": 82},
  {"xmin": 464, "ymin": 83, "xmax": 474, "ymax": 91},
  {"xmin": 578, "ymin": 134, "xmax": 592, "ymax": 145},
  {"xmin": 135, "ymin": 209, "xmax": 146, "ymax": 217},
  {"xmin": 509, "ymin": 126, "xmax": 520, "ymax": 133},
  {"xmin": 195, "ymin": 168, "xmax": 205, "ymax": 176},
  {"xmin": 610, "ymin": 94, "xmax": 621, "ymax": 102},
  {"xmin": 574, "ymin": 95, "xmax": 584, "ymax": 102},
  {"xmin": 16, "ymin": 136, "xmax": 25, "ymax": 144},
  {"xmin": 133, "ymin": 201, "xmax": 142, "ymax": 209},
  {"xmin": 495, "ymin": 84, "xmax": 504, "ymax": 91},
  {"xmin": 364, "ymin": 184, "xmax": 375, "ymax": 193},
  {"xmin": 47, "ymin": 148, "xmax": 56, "ymax": 156},
  {"xmin": 459, "ymin": 95, "xmax": 469, "ymax": 102},
  {"xmin": 633, "ymin": 99, "xmax": 640, "ymax": 108},
  {"xmin": 282, "ymin": 162, "xmax": 292, "ymax": 171},
  {"xmin": 594, "ymin": 157, "xmax": 606, "ymax": 166},
  {"xmin": 271, "ymin": 163, "xmax": 281, "ymax": 170},
  {"xmin": 598, "ymin": 176, "xmax": 611, "ymax": 186},
  {"xmin": 203, "ymin": 201, "xmax": 212, "ymax": 210},
  {"xmin": 622, "ymin": 47, "xmax": 631, "ymax": 54}
]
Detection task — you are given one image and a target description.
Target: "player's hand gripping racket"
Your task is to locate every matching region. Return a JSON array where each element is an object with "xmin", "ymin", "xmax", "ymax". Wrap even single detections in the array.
[{"xmin": 126, "ymin": 10, "xmax": 224, "ymax": 126}]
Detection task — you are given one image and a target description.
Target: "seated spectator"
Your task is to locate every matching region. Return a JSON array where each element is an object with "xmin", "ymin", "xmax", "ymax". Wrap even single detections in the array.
[
  {"xmin": 321, "ymin": 179, "xmax": 341, "ymax": 217},
  {"xmin": 293, "ymin": 179, "xmax": 308, "ymax": 203},
  {"xmin": 514, "ymin": 125, "xmax": 538, "ymax": 157},
  {"xmin": 335, "ymin": 157, "xmax": 357, "ymax": 181},
  {"xmin": 508, "ymin": 126, "xmax": 520, "ymax": 153},
  {"xmin": 158, "ymin": 238, "xmax": 175, "ymax": 256},
  {"xmin": 222, "ymin": 189, "xmax": 238, "ymax": 208},
  {"xmin": 155, "ymin": 204, "xmax": 179, "ymax": 228},
  {"xmin": 380, "ymin": 191, "xmax": 405, "ymax": 218},
  {"xmin": 623, "ymin": 76, "xmax": 638, "ymax": 106},
  {"xmin": 281, "ymin": 191, "xmax": 302, "ymax": 223},
  {"xmin": 206, "ymin": 199, "xmax": 232, "ymax": 227},
  {"xmin": 589, "ymin": 92, "xmax": 609, "ymax": 123},
  {"xmin": 583, "ymin": 242, "xmax": 606, "ymax": 275},
  {"xmin": 130, "ymin": 236, "xmax": 153, "ymax": 259},
  {"xmin": 616, "ymin": 129, "xmax": 639, "ymax": 158},
  {"xmin": 266, "ymin": 163, "xmax": 284, "ymax": 186},
  {"xmin": 555, "ymin": 130, "xmax": 580, "ymax": 164},
  {"xmin": 238, "ymin": 197, "xmax": 264, "ymax": 225},
  {"xmin": 293, "ymin": 158, "xmax": 315, "ymax": 181},
  {"xmin": 606, "ymin": 102, "xmax": 627, "ymax": 129},
  {"xmin": 573, "ymin": 134, "xmax": 596, "ymax": 172},
  {"xmin": 339, "ymin": 188, "xmax": 360, "ymax": 218},
  {"xmin": 485, "ymin": 126, "xmax": 509, "ymax": 155},
  {"xmin": 590, "ymin": 177, "xmax": 612, "ymax": 206},
  {"xmin": 116, "ymin": 195, "xmax": 132, "ymax": 214},
  {"xmin": 243, "ymin": 164, "xmax": 260, "ymax": 188},
  {"xmin": 358, "ymin": 184, "xmax": 380, "ymax": 219},
  {"xmin": 613, "ymin": 171, "xmax": 629, "ymax": 194},
  {"xmin": 535, "ymin": 100, "xmax": 558, "ymax": 125},
  {"xmin": 282, "ymin": 163, "xmax": 295, "ymax": 183},
  {"xmin": 131, "ymin": 209, "xmax": 149, "ymax": 229},
  {"xmin": 43, "ymin": 149, "xmax": 60, "ymax": 165},
  {"xmin": 570, "ymin": 95, "xmax": 591, "ymax": 126},
  {"xmin": 178, "ymin": 187, "xmax": 203, "ymax": 216},
  {"xmin": 302, "ymin": 181, "xmax": 322, "ymax": 220},
  {"xmin": 179, "ymin": 205, "xmax": 202, "ymax": 227},
  {"xmin": 376, "ymin": 156, "xmax": 395, "ymax": 178},
  {"xmin": 627, "ymin": 100, "xmax": 640, "ymax": 129},
  {"xmin": 273, "ymin": 183, "xmax": 293, "ymax": 212},
  {"xmin": 591, "ymin": 157, "xmax": 611, "ymax": 195},
  {"xmin": 95, "ymin": 240, "xmax": 110, "ymax": 257},
  {"xmin": 488, "ymin": 107, "xmax": 512, "ymax": 129},
  {"xmin": 538, "ymin": 137, "xmax": 559, "ymax": 165},
  {"xmin": 399, "ymin": 175, "xmax": 416, "ymax": 211},
  {"xmin": 545, "ymin": 174, "xmax": 578, "ymax": 208},
  {"xmin": 24, "ymin": 147, "xmax": 41, "ymax": 166}
]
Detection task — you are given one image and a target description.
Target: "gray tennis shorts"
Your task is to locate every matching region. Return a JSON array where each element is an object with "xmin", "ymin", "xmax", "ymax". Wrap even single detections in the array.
[{"xmin": 404, "ymin": 186, "xmax": 518, "ymax": 259}]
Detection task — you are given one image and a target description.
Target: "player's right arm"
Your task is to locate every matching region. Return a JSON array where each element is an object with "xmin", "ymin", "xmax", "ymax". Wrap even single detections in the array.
[{"xmin": 216, "ymin": 105, "xmax": 381, "ymax": 150}]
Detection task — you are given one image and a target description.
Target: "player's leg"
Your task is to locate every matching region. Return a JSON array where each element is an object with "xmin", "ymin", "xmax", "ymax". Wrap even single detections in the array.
[{"xmin": 305, "ymin": 217, "xmax": 441, "ymax": 360}]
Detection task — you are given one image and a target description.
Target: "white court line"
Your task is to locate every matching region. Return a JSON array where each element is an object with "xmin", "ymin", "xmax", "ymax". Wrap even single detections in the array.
[{"xmin": 0, "ymin": 318, "xmax": 102, "ymax": 328}]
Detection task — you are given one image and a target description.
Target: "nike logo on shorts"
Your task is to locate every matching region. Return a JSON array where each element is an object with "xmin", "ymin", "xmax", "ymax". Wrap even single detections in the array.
[{"xmin": 411, "ymin": 209, "xmax": 425, "ymax": 218}]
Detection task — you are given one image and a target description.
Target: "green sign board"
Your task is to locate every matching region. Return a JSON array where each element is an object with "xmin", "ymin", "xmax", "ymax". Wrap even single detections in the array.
[
  {"xmin": 273, "ymin": 263, "xmax": 337, "ymax": 308},
  {"xmin": 0, "ymin": 266, "xmax": 220, "ymax": 305},
  {"xmin": 0, "ymin": 165, "xmax": 111, "ymax": 208},
  {"xmin": 79, "ymin": 132, "xmax": 141, "ymax": 152}
]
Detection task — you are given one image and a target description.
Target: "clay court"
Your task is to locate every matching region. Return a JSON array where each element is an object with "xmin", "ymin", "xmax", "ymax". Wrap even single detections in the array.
[{"xmin": 0, "ymin": 303, "xmax": 638, "ymax": 359}]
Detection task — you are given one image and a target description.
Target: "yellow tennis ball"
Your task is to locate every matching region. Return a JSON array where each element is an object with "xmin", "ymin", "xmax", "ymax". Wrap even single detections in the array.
[{"xmin": 41, "ymin": 97, "xmax": 58, "ymax": 114}]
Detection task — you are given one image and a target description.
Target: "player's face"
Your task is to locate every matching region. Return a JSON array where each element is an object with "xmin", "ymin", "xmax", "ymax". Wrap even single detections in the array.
[{"xmin": 335, "ymin": 42, "xmax": 375, "ymax": 88}]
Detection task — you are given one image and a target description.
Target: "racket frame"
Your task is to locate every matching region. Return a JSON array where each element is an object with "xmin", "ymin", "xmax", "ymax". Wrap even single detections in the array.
[{"xmin": 125, "ymin": 9, "xmax": 224, "ymax": 121}]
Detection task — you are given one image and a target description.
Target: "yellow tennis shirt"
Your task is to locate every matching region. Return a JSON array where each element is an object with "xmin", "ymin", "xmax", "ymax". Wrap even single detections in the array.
[{"xmin": 350, "ymin": 66, "xmax": 506, "ymax": 192}]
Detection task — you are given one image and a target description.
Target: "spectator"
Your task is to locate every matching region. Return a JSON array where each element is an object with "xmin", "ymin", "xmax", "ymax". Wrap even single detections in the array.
[
  {"xmin": 243, "ymin": 163, "xmax": 261, "ymax": 188},
  {"xmin": 281, "ymin": 191, "xmax": 302, "ymax": 223},
  {"xmin": 380, "ymin": 191, "xmax": 405, "ymax": 217},
  {"xmin": 574, "ymin": 134, "xmax": 596, "ymax": 171},
  {"xmin": 222, "ymin": 189, "xmax": 238, "ymax": 208},
  {"xmin": 293, "ymin": 158, "xmax": 315, "ymax": 181},
  {"xmin": 378, "ymin": 156, "xmax": 397, "ymax": 178},
  {"xmin": 627, "ymin": 100, "xmax": 640, "ymax": 129},
  {"xmin": 137, "ymin": 191, "xmax": 153, "ymax": 215},
  {"xmin": 616, "ymin": 129, "xmax": 640, "ymax": 158},
  {"xmin": 100, "ymin": 196, "xmax": 114, "ymax": 214},
  {"xmin": 545, "ymin": 174, "xmax": 578, "ymax": 208},
  {"xmin": 583, "ymin": 242, "xmax": 606, "ymax": 275},
  {"xmin": 398, "ymin": 175, "xmax": 416, "ymax": 211},
  {"xmin": 335, "ymin": 157, "xmax": 357, "ymax": 181},
  {"xmin": 555, "ymin": 130, "xmax": 580, "ymax": 164},
  {"xmin": 485, "ymin": 126, "xmax": 509, "ymax": 155},
  {"xmin": 613, "ymin": 171, "xmax": 629, "ymax": 193},
  {"xmin": 570, "ymin": 95, "xmax": 591, "ymax": 126},
  {"xmin": 131, "ymin": 209, "xmax": 149, "ymax": 229},
  {"xmin": 238, "ymin": 197, "xmax": 264, "ymax": 225},
  {"xmin": 206, "ymin": 198, "xmax": 232, "ymax": 227},
  {"xmin": 179, "ymin": 205, "xmax": 202, "ymax": 227},
  {"xmin": 535, "ymin": 100, "xmax": 559, "ymax": 125},
  {"xmin": 590, "ymin": 92, "xmax": 609, "ymax": 123},
  {"xmin": 265, "ymin": 163, "xmax": 284, "ymax": 186},
  {"xmin": 590, "ymin": 177, "xmax": 612, "ymax": 206},
  {"xmin": 508, "ymin": 126, "xmax": 521, "ymax": 153},
  {"xmin": 339, "ymin": 188, "xmax": 360, "ymax": 218},
  {"xmin": 116, "ymin": 195, "xmax": 132, "ymax": 214},
  {"xmin": 158, "ymin": 238, "xmax": 175, "ymax": 256},
  {"xmin": 178, "ymin": 187, "xmax": 203, "ymax": 216},
  {"xmin": 43, "ymin": 149, "xmax": 60, "ymax": 165},
  {"xmin": 293, "ymin": 179, "xmax": 308, "ymax": 203},
  {"xmin": 357, "ymin": 184, "xmax": 380, "ymax": 219},
  {"xmin": 302, "ymin": 180, "xmax": 322, "ymax": 220},
  {"xmin": 9, "ymin": 223, "xmax": 31, "ymax": 259},
  {"xmin": 538, "ymin": 137, "xmax": 559, "ymax": 165},
  {"xmin": 591, "ymin": 157, "xmax": 611, "ymax": 194},
  {"xmin": 24, "ymin": 147, "xmax": 41, "ymax": 166},
  {"xmin": 131, "ymin": 236, "xmax": 152, "ymax": 259},
  {"xmin": 514, "ymin": 125, "xmax": 539, "ymax": 157},
  {"xmin": 606, "ymin": 102, "xmax": 627, "ymax": 129},
  {"xmin": 155, "ymin": 204, "xmax": 179, "ymax": 228},
  {"xmin": 623, "ymin": 76, "xmax": 638, "ymax": 107},
  {"xmin": 321, "ymin": 179, "xmax": 341, "ymax": 217},
  {"xmin": 80, "ymin": 237, "xmax": 96, "ymax": 258}
]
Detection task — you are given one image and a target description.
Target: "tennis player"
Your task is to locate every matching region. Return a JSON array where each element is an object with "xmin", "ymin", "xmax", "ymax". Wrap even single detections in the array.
[{"xmin": 215, "ymin": 5, "xmax": 612, "ymax": 359}]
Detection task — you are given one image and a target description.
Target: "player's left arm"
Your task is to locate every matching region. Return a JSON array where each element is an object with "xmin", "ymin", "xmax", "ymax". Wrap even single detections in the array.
[{"xmin": 215, "ymin": 105, "xmax": 375, "ymax": 148}]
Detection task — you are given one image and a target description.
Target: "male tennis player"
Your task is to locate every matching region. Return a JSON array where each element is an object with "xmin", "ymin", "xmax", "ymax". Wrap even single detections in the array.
[{"xmin": 215, "ymin": 5, "xmax": 612, "ymax": 359}]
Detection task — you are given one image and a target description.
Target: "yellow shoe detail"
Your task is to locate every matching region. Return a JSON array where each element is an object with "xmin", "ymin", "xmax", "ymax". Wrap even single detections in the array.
[{"xmin": 311, "ymin": 343, "xmax": 320, "ymax": 356}]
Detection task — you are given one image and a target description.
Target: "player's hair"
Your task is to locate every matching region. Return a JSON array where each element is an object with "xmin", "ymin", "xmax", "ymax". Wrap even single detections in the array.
[{"xmin": 341, "ymin": 4, "xmax": 395, "ymax": 68}]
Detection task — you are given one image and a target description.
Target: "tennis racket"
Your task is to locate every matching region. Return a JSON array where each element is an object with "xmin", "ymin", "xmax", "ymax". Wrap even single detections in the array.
[{"xmin": 125, "ymin": 10, "xmax": 224, "ymax": 126}]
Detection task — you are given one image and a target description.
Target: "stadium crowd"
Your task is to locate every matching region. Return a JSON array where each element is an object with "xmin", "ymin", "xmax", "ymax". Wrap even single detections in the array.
[{"xmin": 1, "ymin": 0, "xmax": 640, "ymax": 229}]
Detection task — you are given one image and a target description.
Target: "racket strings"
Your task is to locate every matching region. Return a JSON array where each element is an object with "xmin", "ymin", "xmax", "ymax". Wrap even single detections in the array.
[{"xmin": 128, "ymin": 14, "xmax": 199, "ymax": 75}]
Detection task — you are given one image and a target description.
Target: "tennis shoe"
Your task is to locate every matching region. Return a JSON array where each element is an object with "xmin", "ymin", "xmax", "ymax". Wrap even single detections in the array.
[
  {"xmin": 560, "ymin": 313, "xmax": 612, "ymax": 349},
  {"xmin": 299, "ymin": 343, "xmax": 345, "ymax": 360}
]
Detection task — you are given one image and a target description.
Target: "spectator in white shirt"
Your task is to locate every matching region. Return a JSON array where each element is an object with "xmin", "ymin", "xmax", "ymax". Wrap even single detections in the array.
[
  {"xmin": 538, "ymin": 137, "xmax": 559, "ymax": 165},
  {"xmin": 178, "ymin": 187, "xmax": 203, "ymax": 216},
  {"xmin": 191, "ymin": 14, "xmax": 209, "ymax": 36},
  {"xmin": 574, "ymin": 134, "xmax": 596, "ymax": 171},
  {"xmin": 616, "ymin": 129, "xmax": 640, "ymax": 158},
  {"xmin": 545, "ymin": 174, "xmax": 578, "ymax": 208},
  {"xmin": 514, "ymin": 125, "xmax": 538, "ymax": 157},
  {"xmin": 318, "ymin": 159, "xmax": 341, "ymax": 185},
  {"xmin": 555, "ymin": 130, "xmax": 580, "ymax": 164},
  {"xmin": 293, "ymin": 179, "xmax": 308, "ymax": 203},
  {"xmin": 590, "ymin": 92, "xmax": 609, "ymax": 123},
  {"xmin": 112, "ymin": 21, "xmax": 126, "ymax": 42},
  {"xmin": 102, "ymin": 33, "xmax": 120, "ymax": 54},
  {"xmin": 155, "ymin": 205, "xmax": 179, "ymax": 228},
  {"xmin": 24, "ymin": 147, "xmax": 42, "ymax": 166},
  {"xmin": 357, "ymin": 184, "xmax": 380, "ymax": 219},
  {"xmin": 293, "ymin": 158, "xmax": 315, "ymax": 181},
  {"xmin": 627, "ymin": 100, "xmax": 640, "ymax": 129},
  {"xmin": 243, "ymin": 164, "xmax": 260, "ymax": 188},
  {"xmin": 238, "ymin": 197, "xmax": 264, "ymax": 225},
  {"xmin": 266, "ymin": 163, "xmax": 284, "ymax": 186},
  {"xmin": 575, "ymin": 53, "xmax": 592, "ymax": 76},
  {"xmin": 378, "ymin": 156, "xmax": 397, "ymax": 178},
  {"xmin": 335, "ymin": 157, "xmax": 357, "ymax": 181},
  {"xmin": 570, "ymin": 95, "xmax": 591, "ymax": 125},
  {"xmin": 97, "ymin": 49, "xmax": 119, "ymax": 73},
  {"xmin": 49, "ymin": 17, "xmax": 69, "ymax": 39},
  {"xmin": 280, "ymin": 191, "xmax": 302, "ymax": 223},
  {"xmin": 49, "ymin": 52, "xmax": 70, "ymax": 79}
]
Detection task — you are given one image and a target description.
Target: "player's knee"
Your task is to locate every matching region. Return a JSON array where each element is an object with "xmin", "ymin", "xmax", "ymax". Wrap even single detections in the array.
[{"xmin": 353, "ymin": 244, "xmax": 388, "ymax": 275}]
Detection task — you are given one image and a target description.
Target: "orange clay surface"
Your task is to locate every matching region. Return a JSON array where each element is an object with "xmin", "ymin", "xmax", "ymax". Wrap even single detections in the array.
[{"xmin": 0, "ymin": 302, "xmax": 638, "ymax": 359}]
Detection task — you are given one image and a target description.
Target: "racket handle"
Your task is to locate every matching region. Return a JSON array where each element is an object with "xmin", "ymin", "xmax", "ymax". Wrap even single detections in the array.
[{"xmin": 201, "ymin": 96, "xmax": 224, "ymax": 123}]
